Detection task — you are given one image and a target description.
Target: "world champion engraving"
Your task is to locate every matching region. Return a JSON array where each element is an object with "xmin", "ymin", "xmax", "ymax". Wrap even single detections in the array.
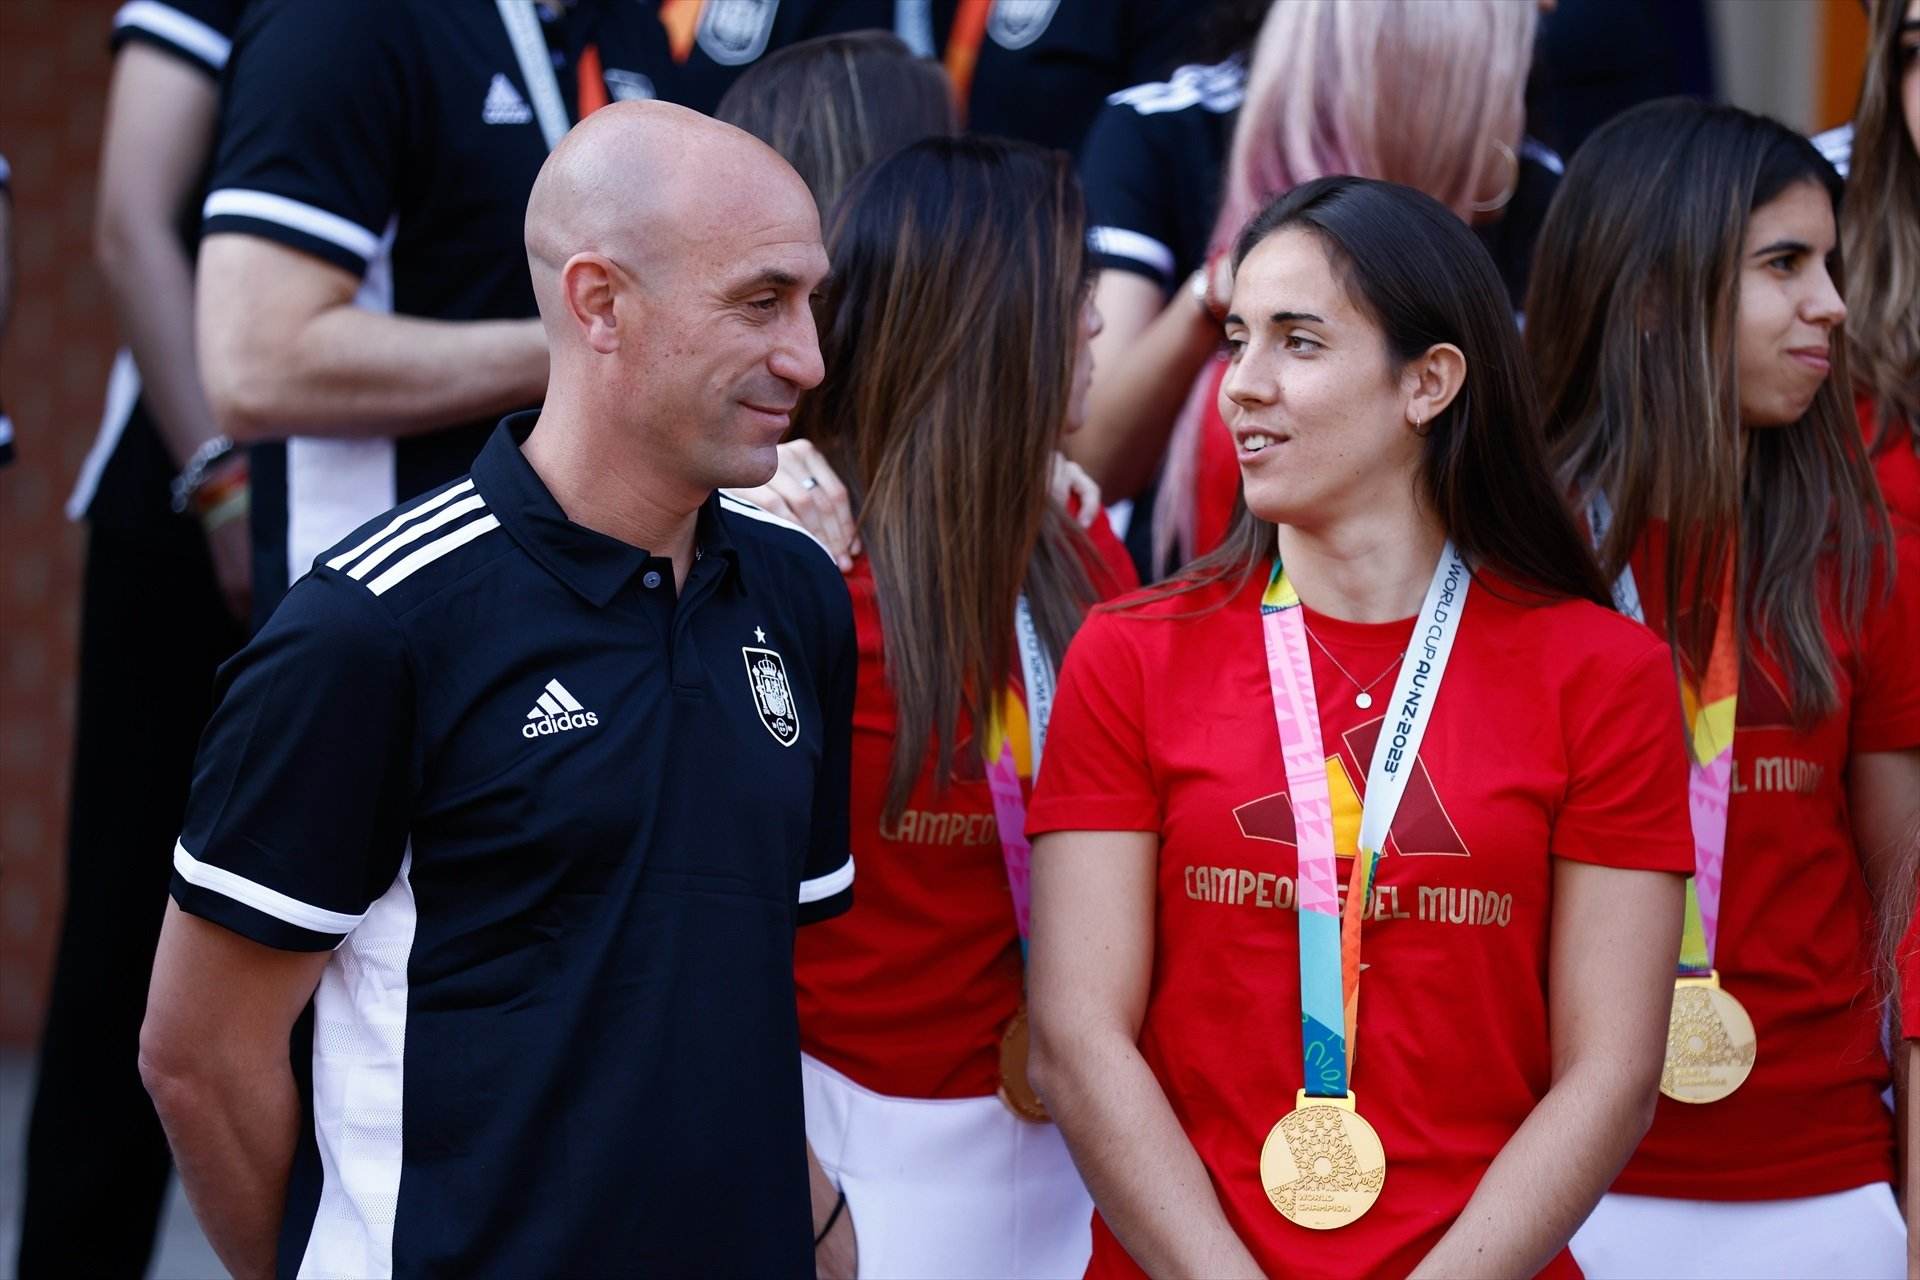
[{"xmin": 1260, "ymin": 1102, "xmax": 1387, "ymax": 1230}]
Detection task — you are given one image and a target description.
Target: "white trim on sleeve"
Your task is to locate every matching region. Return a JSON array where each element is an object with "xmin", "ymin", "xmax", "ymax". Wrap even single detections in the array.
[
  {"xmin": 114, "ymin": 1, "xmax": 232, "ymax": 69},
  {"xmin": 174, "ymin": 840, "xmax": 366, "ymax": 935},
  {"xmin": 1088, "ymin": 226, "xmax": 1176, "ymax": 279},
  {"xmin": 203, "ymin": 189, "xmax": 382, "ymax": 261},
  {"xmin": 798, "ymin": 855, "xmax": 855, "ymax": 905}
]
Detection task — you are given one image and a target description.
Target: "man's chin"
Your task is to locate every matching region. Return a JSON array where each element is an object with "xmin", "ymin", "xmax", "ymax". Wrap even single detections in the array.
[{"xmin": 716, "ymin": 446, "xmax": 781, "ymax": 494}]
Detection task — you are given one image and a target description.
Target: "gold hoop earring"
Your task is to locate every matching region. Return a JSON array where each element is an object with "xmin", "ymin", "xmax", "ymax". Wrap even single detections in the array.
[{"xmin": 1469, "ymin": 139, "xmax": 1519, "ymax": 215}]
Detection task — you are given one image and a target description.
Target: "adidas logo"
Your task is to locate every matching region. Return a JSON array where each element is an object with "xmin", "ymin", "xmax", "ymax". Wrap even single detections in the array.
[
  {"xmin": 482, "ymin": 73, "xmax": 533, "ymax": 126},
  {"xmin": 523, "ymin": 678, "xmax": 599, "ymax": 739}
]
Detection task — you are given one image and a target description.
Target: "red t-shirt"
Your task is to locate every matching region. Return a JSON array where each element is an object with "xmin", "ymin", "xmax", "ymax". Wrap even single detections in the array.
[
  {"xmin": 794, "ymin": 514, "xmax": 1137, "ymax": 1098},
  {"xmin": 1028, "ymin": 568, "xmax": 1694, "ymax": 1279},
  {"xmin": 1860, "ymin": 393, "xmax": 1920, "ymax": 526},
  {"xmin": 1613, "ymin": 524, "xmax": 1920, "ymax": 1198}
]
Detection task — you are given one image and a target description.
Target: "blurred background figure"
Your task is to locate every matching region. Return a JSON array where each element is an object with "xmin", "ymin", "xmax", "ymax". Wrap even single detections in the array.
[
  {"xmin": 894, "ymin": 0, "xmax": 1189, "ymax": 154},
  {"xmin": 15, "ymin": 4, "xmax": 248, "ymax": 1277},
  {"xmin": 1834, "ymin": 0, "xmax": 1920, "ymax": 523},
  {"xmin": 195, "ymin": 0, "xmax": 873, "ymax": 631},
  {"xmin": 1069, "ymin": 0, "xmax": 1556, "ymax": 579},
  {"xmin": 716, "ymin": 29, "xmax": 957, "ymax": 223}
]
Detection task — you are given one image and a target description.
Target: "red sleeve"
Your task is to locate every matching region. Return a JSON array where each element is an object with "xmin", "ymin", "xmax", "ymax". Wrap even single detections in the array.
[
  {"xmin": 1851, "ymin": 526, "xmax": 1920, "ymax": 754},
  {"xmin": 1027, "ymin": 609, "xmax": 1159, "ymax": 835},
  {"xmin": 1551, "ymin": 637, "xmax": 1696, "ymax": 872},
  {"xmin": 1084, "ymin": 508, "xmax": 1141, "ymax": 599}
]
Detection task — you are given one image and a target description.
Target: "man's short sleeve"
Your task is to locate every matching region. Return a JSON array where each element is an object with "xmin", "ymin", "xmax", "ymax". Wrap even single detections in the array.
[
  {"xmin": 797, "ymin": 585, "xmax": 856, "ymax": 925},
  {"xmin": 1080, "ymin": 102, "xmax": 1180, "ymax": 290},
  {"xmin": 110, "ymin": 0, "xmax": 244, "ymax": 78},
  {"xmin": 200, "ymin": 0, "xmax": 405, "ymax": 276},
  {"xmin": 172, "ymin": 570, "xmax": 416, "ymax": 950}
]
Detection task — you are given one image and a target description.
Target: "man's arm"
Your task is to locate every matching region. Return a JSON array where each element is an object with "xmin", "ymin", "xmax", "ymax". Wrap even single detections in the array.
[
  {"xmin": 140, "ymin": 902, "xmax": 331, "ymax": 1280},
  {"xmin": 196, "ymin": 233, "xmax": 549, "ymax": 443},
  {"xmin": 96, "ymin": 40, "xmax": 252, "ymax": 616},
  {"xmin": 95, "ymin": 42, "xmax": 222, "ymax": 468}
]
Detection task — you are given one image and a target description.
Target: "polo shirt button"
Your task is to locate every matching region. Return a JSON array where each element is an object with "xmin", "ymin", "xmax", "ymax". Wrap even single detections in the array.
[{"xmin": 643, "ymin": 570, "xmax": 663, "ymax": 589}]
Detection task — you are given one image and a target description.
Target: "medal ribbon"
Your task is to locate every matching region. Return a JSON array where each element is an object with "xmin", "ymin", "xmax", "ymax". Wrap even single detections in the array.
[
  {"xmin": 1261, "ymin": 543, "xmax": 1470, "ymax": 1098},
  {"xmin": 985, "ymin": 596, "xmax": 1055, "ymax": 948},
  {"xmin": 1587, "ymin": 495, "xmax": 1736, "ymax": 971}
]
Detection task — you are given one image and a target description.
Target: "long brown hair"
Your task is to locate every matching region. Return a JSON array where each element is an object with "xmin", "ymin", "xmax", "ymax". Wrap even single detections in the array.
[
  {"xmin": 1527, "ymin": 100, "xmax": 1890, "ymax": 725},
  {"xmin": 1841, "ymin": 0, "xmax": 1920, "ymax": 438},
  {"xmin": 791, "ymin": 137, "xmax": 1097, "ymax": 822},
  {"xmin": 714, "ymin": 31, "xmax": 956, "ymax": 223},
  {"xmin": 1139, "ymin": 176, "xmax": 1611, "ymax": 612}
]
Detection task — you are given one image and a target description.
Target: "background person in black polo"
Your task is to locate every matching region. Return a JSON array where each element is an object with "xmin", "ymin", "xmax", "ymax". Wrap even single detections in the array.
[
  {"xmin": 139, "ymin": 103, "xmax": 854, "ymax": 1279},
  {"xmin": 19, "ymin": 4, "xmax": 251, "ymax": 1275},
  {"xmin": 196, "ymin": 0, "xmax": 868, "ymax": 628}
]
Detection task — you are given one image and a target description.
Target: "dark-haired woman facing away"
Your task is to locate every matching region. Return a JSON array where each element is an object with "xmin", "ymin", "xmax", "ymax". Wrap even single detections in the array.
[
  {"xmin": 1527, "ymin": 99, "xmax": 1920, "ymax": 1279},
  {"xmin": 1025, "ymin": 177, "xmax": 1692, "ymax": 1278},
  {"xmin": 789, "ymin": 137, "xmax": 1137, "ymax": 1279}
]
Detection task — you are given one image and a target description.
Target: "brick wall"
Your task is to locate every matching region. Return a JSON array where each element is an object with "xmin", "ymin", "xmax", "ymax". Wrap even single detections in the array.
[{"xmin": 0, "ymin": 0, "xmax": 119, "ymax": 1048}]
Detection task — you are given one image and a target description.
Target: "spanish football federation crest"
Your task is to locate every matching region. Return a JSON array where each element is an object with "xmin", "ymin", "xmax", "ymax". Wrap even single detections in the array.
[{"xmin": 743, "ymin": 637, "xmax": 800, "ymax": 747}]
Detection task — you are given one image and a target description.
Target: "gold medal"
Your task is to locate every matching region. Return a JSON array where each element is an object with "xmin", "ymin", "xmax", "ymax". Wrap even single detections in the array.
[
  {"xmin": 1259, "ymin": 1091, "xmax": 1387, "ymax": 1229},
  {"xmin": 1659, "ymin": 971, "xmax": 1757, "ymax": 1104},
  {"xmin": 997, "ymin": 1006, "xmax": 1049, "ymax": 1123}
]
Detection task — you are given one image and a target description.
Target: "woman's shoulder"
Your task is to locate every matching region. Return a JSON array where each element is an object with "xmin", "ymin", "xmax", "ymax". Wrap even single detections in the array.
[{"xmin": 1469, "ymin": 573, "xmax": 1670, "ymax": 679}]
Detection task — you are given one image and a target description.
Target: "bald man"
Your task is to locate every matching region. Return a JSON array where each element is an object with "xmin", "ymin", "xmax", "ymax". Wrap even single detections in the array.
[{"xmin": 139, "ymin": 104, "xmax": 858, "ymax": 1279}]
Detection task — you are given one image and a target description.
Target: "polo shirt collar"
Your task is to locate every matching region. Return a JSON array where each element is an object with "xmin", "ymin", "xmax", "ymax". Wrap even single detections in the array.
[{"xmin": 474, "ymin": 413, "xmax": 742, "ymax": 607}]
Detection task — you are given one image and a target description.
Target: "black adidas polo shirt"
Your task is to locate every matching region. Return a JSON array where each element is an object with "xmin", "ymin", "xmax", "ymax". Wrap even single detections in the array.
[{"xmin": 171, "ymin": 415, "xmax": 855, "ymax": 1278}]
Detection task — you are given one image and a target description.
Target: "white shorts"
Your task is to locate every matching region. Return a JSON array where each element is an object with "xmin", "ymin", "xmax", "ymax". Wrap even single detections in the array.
[
  {"xmin": 1570, "ymin": 1183, "xmax": 1907, "ymax": 1279},
  {"xmin": 801, "ymin": 1053, "xmax": 1094, "ymax": 1280}
]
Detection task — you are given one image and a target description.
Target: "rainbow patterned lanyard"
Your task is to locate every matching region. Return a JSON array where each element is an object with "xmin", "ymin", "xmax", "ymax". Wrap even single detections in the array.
[
  {"xmin": 984, "ymin": 597, "xmax": 1054, "ymax": 952},
  {"xmin": 1588, "ymin": 496, "xmax": 1737, "ymax": 973},
  {"xmin": 1260, "ymin": 545, "xmax": 1470, "ymax": 1097}
]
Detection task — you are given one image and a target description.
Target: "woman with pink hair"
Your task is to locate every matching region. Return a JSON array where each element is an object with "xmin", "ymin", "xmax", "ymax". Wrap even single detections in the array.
[{"xmin": 1067, "ymin": 0, "xmax": 1551, "ymax": 575}]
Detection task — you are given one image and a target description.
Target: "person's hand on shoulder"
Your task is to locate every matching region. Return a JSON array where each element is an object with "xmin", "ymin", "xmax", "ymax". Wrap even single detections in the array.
[
  {"xmin": 723, "ymin": 439, "xmax": 859, "ymax": 571},
  {"xmin": 1051, "ymin": 451, "xmax": 1102, "ymax": 526}
]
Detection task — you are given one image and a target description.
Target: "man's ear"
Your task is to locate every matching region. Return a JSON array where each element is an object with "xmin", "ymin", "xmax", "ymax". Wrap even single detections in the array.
[
  {"xmin": 562, "ymin": 253, "xmax": 621, "ymax": 355},
  {"xmin": 1401, "ymin": 342, "xmax": 1467, "ymax": 433}
]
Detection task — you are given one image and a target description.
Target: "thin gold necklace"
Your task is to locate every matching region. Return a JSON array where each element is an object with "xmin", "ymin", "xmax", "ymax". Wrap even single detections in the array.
[{"xmin": 1303, "ymin": 627, "xmax": 1403, "ymax": 711}]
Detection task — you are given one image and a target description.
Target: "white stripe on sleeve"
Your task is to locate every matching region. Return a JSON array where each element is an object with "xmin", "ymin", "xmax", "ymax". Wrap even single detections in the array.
[
  {"xmin": 1088, "ymin": 226, "xmax": 1177, "ymax": 280},
  {"xmin": 203, "ymin": 189, "xmax": 382, "ymax": 261},
  {"xmin": 173, "ymin": 841, "xmax": 365, "ymax": 935},
  {"xmin": 114, "ymin": 1, "xmax": 232, "ymax": 69},
  {"xmin": 798, "ymin": 855, "xmax": 855, "ymax": 905}
]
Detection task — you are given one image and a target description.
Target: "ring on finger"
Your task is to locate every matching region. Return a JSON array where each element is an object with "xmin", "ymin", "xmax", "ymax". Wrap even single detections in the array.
[{"xmin": 800, "ymin": 476, "xmax": 820, "ymax": 490}]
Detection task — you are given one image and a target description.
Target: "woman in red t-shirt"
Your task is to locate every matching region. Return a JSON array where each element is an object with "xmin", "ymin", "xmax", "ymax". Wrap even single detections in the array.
[
  {"xmin": 771, "ymin": 137, "xmax": 1137, "ymax": 1279},
  {"xmin": 1527, "ymin": 100, "xmax": 1920, "ymax": 1277},
  {"xmin": 1027, "ymin": 176, "xmax": 1694, "ymax": 1278}
]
